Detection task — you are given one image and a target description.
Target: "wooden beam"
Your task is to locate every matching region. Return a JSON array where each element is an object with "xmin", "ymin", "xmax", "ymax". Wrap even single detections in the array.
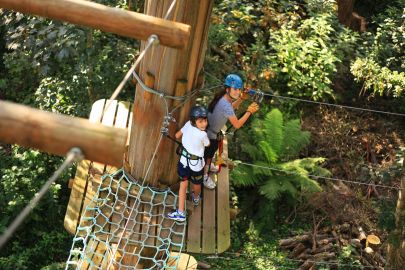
[
  {"xmin": 0, "ymin": 100, "xmax": 127, "ymax": 167},
  {"xmin": 0, "ymin": 0, "xmax": 190, "ymax": 49}
]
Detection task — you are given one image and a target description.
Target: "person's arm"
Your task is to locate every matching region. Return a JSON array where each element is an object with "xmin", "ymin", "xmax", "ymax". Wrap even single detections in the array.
[
  {"xmin": 175, "ymin": 130, "xmax": 183, "ymax": 139},
  {"xmin": 228, "ymin": 102, "xmax": 259, "ymax": 129},
  {"xmin": 228, "ymin": 112, "xmax": 251, "ymax": 129},
  {"xmin": 232, "ymin": 97, "xmax": 243, "ymax": 109}
]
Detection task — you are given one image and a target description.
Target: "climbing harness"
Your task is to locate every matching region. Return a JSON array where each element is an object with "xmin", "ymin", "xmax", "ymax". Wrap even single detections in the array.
[{"xmin": 166, "ymin": 134, "xmax": 203, "ymax": 167}]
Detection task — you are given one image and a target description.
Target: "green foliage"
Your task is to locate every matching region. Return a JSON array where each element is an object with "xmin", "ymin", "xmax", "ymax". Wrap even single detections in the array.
[
  {"xmin": 0, "ymin": 9, "xmax": 136, "ymax": 116},
  {"xmin": 0, "ymin": 146, "xmax": 73, "ymax": 269},
  {"xmin": 196, "ymin": 219, "xmax": 298, "ymax": 269},
  {"xmin": 375, "ymin": 198, "xmax": 396, "ymax": 231},
  {"xmin": 207, "ymin": 0, "xmax": 359, "ymax": 102},
  {"xmin": 351, "ymin": 58, "xmax": 404, "ymax": 97},
  {"xmin": 232, "ymin": 108, "xmax": 328, "ymax": 201},
  {"xmin": 337, "ymin": 246, "xmax": 364, "ymax": 269},
  {"xmin": 0, "ymin": 2, "xmax": 135, "ymax": 267},
  {"xmin": 351, "ymin": 3, "xmax": 404, "ymax": 97},
  {"xmin": 267, "ymin": 3, "xmax": 358, "ymax": 100}
]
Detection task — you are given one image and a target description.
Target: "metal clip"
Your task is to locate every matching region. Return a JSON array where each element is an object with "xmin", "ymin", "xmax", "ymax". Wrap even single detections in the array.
[
  {"xmin": 161, "ymin": 114, "xmax": 172, "ymax": 135},
  {"xmin": 247, "ymin": 89, "xmax": 264, "ymax": 104}
]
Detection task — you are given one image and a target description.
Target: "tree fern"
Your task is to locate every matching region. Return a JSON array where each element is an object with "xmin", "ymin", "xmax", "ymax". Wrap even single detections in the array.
[
  {"xmin": 258, "ymin": 140, "xmax": 279, "ymax": 163},
  {"xmin": 261, "ymin": 109, "xmax": 284, "ymax": 157},
  {"xmin": 231, "ymin": 108, "xmax": 329, "ymax": 202},
  {"xmin": 282, "ymin": 119, "xmax": 311, "ymax": 158},
  {"xmin": 232, "ymin": 163, "xmax": 261, "ymax": 186},
  {"xmin": 259, "ymin": 175, "xmax": 298, "ymax": 200}
]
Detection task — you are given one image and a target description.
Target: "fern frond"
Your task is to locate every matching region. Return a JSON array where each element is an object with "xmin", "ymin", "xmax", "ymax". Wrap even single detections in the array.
[
  {"xmin": 240, "ymin": 144, "xmax": 260, "ymax": 160},
  {"xmin": 278, "ymin": 158, "xmax": 327, "ymax": 193},
  {"xmin": 231, "ymin": 163, "xmax": 262, "ymax": 186},
  {"xmin": 259, "ymin": 176, "xmax": 298, "ymax": 200},
  {"xmin": 262, "ymin": 109, "xmax": 284, "ymax": 156},
  {"xmin": 258, "ymin": 140, "xmax": 278, "ymax": 163},
  {"xmin": 252, "ymin": 161, "xmax": 275, "ymax": 177},
  {"xmin": 282, "ymin": 119, "xmax": 311, "ymax": 158}
]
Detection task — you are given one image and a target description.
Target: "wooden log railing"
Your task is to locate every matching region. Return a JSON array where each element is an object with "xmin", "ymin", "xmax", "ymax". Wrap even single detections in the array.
[
  {"xmin": 0, "ymin": 100, "xmax": 127, "ymax": 167},
  {"xmin": 0, "ymin": 0, "xmax": 191, "ymax": 49}
]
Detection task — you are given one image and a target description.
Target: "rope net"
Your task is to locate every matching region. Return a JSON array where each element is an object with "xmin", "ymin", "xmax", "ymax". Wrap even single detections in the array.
[{"xmin": 66, "ymin": 169, "xmax": 186, "ymax": 270}]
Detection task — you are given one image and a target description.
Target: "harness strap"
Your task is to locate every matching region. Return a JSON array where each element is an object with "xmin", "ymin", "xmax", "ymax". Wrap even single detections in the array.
[
  {"xmin": 216, "ymin": 132, "xmax": 224, "ymax": 173},
  {"xmin": 165, "ymin": 134, "xmax": 203, "ymax": 165}
]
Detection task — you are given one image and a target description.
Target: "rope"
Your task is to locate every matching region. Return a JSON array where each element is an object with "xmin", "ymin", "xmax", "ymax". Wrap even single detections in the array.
[
  {"xmin": 169, "ymin": 84, "xmax": 222, "ymax": 114},
  {"xmin": 0, "ymin": 147, "xmax": 83, "ymax": 250},
  {"xmin": 264, "ymin": 93, "xmax": 405, "ymax": 117},
  {"xmin": 142, "ymin": 133, "xmax": 164, "ymax": 185},
  {"xmin": 65, "ymin": 169, "xmax": 186, "ymax": 270},
  {"xmin": 204, "ymin": 71, "xmax": 405, "ymax": 117},
  {"xmin": 232, "ymin": 160, "xmax": 404, "ymax": 190},
  {"xmin": 104, "ymin": 34, "xmax": 159, "ymax": 115}
]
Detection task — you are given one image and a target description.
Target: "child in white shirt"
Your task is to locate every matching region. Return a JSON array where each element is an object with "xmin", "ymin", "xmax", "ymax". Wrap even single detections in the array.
[{"xmin": 167, "ymin": 106, "xmax": 210, "ymax": 222}]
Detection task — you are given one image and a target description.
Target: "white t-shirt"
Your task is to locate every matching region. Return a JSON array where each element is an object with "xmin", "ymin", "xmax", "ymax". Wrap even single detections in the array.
[{"xmin": 179, "ymin": 121, "xmax": 210, "ymax": 171}]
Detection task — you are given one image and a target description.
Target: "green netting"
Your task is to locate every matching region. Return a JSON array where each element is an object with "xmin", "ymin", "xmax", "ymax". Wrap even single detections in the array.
[{"xmin": 66, "ymin": 169, "xmax": 186, "ymax": 270}]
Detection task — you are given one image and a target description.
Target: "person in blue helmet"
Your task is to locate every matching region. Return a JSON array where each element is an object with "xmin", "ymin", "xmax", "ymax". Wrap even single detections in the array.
[
  {"xmin": 203, "ymin": 74, "xmax": 259, "ymax": 189},
  {"xmin": 167, "ymin": 106, "xmax": 210, "ymax": 222}
]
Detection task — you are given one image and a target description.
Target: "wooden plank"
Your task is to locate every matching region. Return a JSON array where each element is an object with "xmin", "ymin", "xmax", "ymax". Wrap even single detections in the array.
[
  {"xmin": 89, "ymin": 241, "xmax": 108, "ymax": 269},
  {"xmin": 0, "ymin": 0, "xmax": 191, "ymax": 49},
  {"xmin": 64, "ymin": 160, "xmax": 91, "ymax": 234},
  {"xmin": 186, "ymin": 200, "xmax": 202, "ymax": 253},
  {"xmin": 64, "ymin": 100, "xmax": 106, "ymax": 234},
  {"xmin": 89, "ymin": 99, "xmax": 117, "ymax": 232},
  {"xmin": 0, "ymin": 100, "xmax": 127, "ymax": 167},
  {"xmin": 108, "ymin": 101, "xmax": 130, "ymax": 250},
  {"xmin": 77, "ymin": 237, "xmax": 98, "ymax": 269},
  {"xmin": 216, "ymin": 139, "xmax": 231, "ymax": 253},
  {"xmin": 89, "ymin": 99, "xmax": 106, "ymax": 123},
  {"xmin": 167, "ymin": 252, "xmax": 197, "ymax": 270},
  {"xmin": 115, "ymin": 101, "xmax": 131, "ymax": 129},
  {"xmin": 202, "ymin": 187, "xmax": 216, "ymax": 253},
  {"xmin": 79, "ymin": 100, "xmax": 117, "ymax": 231}
]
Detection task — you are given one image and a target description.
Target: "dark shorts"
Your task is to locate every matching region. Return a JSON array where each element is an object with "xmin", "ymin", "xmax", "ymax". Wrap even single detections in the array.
[
  {"xmin": 204, "ymin": 139, "xmax": 219, "ymax": 160},
  {"xmin": 177, "ymin": 162, "xmax": 204, "ymax": 185}
]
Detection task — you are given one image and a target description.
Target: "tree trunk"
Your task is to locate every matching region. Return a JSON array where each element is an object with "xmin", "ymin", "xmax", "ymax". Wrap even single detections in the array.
[
  {"xmin": 337, "ymin": 0, "xmax": 355, "ymax": 27},
  {"xmin": 128, "ymin": 0, "xmax": 214, "ymax": 187},
  {"xmin": 387, "ymin": 160, "xmax": 405, "ymax": 268},
  {"xmin": 125, "ymin": 1, "xmax": 213, "ymax": 268},
  {"xmin": 337, "ymin": 0, "xmax": 366, "ymax": 32}
]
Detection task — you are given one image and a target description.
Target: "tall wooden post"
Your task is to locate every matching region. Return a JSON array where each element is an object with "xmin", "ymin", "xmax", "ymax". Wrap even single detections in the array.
[{"xmin": 128, "ymin": 0, "xmax": 214, "ymax": 187}]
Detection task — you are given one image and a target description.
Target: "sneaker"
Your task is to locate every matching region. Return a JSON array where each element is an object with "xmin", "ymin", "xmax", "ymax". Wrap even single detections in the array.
[
  {"xmin": 203, "ymin": 175, "xmax": 216, "ymax": 189},
  {"xmin": 191, "ymin": 193, "xmax": 201, "ymax": 206},
  {"xmin": 167, "ymin": 209, "xmax": 186, "ymax": 222}
]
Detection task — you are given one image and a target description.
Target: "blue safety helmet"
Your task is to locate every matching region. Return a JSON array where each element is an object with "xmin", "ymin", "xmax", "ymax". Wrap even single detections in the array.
[
  {"xmin": 224, "ymin": 74, "xmax": 243, "ymax": 89},
  {"xmin": 190, "ymin": 106, "xmax": 208, "ymax": 119}
]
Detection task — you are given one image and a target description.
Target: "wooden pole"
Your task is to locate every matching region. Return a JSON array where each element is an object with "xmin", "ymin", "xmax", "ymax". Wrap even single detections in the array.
[
  {"xmin": 128, "ymin": 0, "xmax": 214, "ymax": 187},
  {"xmin": 0, "ymin": 100, "xmax": 127, "ymax": 167},
  {"xmin": 0, "ymin": 0, "xmax": 190, "ymax": 49}
]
